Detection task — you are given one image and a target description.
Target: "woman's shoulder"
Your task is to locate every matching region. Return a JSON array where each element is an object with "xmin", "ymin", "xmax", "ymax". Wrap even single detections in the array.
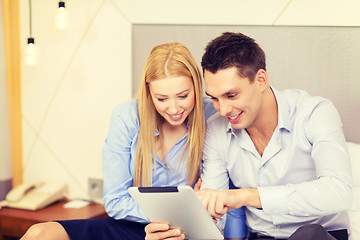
[
  {"xmin": 113, "ymin": 98, "xmax": 137, "ymax": 112},
  {"xmin": 111, "ymin": 99, "xmax": 140, "ymax": 126},
  {"xmin": 105, "ymin": 99, "xmax": 140, "ymax": 154}
]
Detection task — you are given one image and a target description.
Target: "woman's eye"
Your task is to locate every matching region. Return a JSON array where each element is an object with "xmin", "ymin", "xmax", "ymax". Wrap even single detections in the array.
[
  {"xmin": 211, "ymin": 97, "xmax": 218, "ymax": 101},
  {"xmin": 157, "ymin": 98, "xmax": 166, "ymax": 102},
  {"xmin": 227, "ymin": 94, "xmax": 237, "ymax": 99},
  {"xmin": 179, "ymin": 94, "xmax": 188, "ymax": 99}
]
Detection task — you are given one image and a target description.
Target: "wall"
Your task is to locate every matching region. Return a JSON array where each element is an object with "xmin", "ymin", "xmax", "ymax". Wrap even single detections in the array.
[
  {"xmin": 19, "ymin": 0, "xmax": 131, "ymax": 199},
  {"xmin": 0, "ymin": 0, "xmax": 12, "ymax": 200},
  {"xmin": 132, "ymin": 25, "xmax": 360, "ymax": 143},
  {"xmin": 18, "ymin": 0, "xmax": 360, "ymax": 199}
]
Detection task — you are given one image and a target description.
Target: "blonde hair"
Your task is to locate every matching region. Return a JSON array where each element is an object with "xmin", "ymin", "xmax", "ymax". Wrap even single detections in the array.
[{"xmin": 135, "ymin": 42, "xmax": 205, "ymax": 187}]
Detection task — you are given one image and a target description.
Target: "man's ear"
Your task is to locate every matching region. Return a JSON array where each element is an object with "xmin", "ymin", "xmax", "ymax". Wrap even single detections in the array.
[{"xmin": 255, "ymin": 69, "xmax": 268, "ymax": 91}]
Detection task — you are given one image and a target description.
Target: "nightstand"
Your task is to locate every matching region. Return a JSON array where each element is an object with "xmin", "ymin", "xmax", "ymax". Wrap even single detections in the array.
[{"xmin": 0, "ymin": 200, "xmax": 108, "ymax": 240}]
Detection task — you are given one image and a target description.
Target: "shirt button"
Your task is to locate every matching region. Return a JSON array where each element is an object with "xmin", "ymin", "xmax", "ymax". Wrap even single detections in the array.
[{"xmin": 275, "ymin": 225, "xmax": 281, "ymax": 229}]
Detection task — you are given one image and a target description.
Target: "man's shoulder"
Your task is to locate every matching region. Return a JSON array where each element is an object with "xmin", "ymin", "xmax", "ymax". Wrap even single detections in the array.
[{"xmin": 281, "ymin": 89, "xmax": 332, "ymax": 114}]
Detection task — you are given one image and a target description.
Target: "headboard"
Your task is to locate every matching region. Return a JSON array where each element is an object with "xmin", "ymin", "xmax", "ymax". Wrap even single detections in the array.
[{"xmin": 132, "ymin": 25, "xmax": 360, "ymax": 143}]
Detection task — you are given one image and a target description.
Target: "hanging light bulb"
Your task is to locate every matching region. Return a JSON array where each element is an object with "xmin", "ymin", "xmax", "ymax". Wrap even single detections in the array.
[
  {"xmin": 24, "ymin": 37, "xmax": 39, "ymax": 65},
  {"xmin": 55, "ymin": 1, "xmax": 68, "ymax": 29},
  {"xmin": 23, "ymin": 0, "xmax": 39, "ymax": 65}
]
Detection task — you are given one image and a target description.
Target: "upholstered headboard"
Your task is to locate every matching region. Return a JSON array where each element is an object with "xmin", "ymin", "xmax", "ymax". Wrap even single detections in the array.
[{"xmin": 132, "ymin": 25, "xmax": 360, "ymax": 144}]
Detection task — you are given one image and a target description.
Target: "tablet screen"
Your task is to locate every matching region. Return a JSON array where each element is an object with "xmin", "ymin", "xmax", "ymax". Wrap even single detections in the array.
[{"xmin": 128, "ymin": 186, "xmax": 223, "ymax": 239}]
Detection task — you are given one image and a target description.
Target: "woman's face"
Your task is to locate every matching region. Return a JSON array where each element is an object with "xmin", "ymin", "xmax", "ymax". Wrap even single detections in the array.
[{"xmin": 149, "ymin": 76, "xmax": 195, "ymax": 127}]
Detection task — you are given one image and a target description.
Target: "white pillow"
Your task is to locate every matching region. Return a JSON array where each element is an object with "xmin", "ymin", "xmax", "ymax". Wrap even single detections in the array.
[
  {"xmin": 348, "ymin": 211, "xmax": 360, "ymax": 240},
  {"xmin": 347, "ymin": 142, "xmax": 360, "ymax": 187},
  {"xmin": 349, "ymin": 187, "xmax": 360, "ymax": 211},
  {"xmin": 346, "ymin": 142, "xmax": 360, "ymax": 240}
]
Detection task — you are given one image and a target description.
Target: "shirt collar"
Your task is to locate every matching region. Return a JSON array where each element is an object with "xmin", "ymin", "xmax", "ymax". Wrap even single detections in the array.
[{"xmin": 271, "ymin": 86, "xmax": 291, "ymax": 132}]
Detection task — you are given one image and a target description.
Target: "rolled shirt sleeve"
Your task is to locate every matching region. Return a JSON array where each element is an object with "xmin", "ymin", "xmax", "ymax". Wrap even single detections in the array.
[{"xmin": 259, "ymin": 99, "xmax": 353, "ymax": 218}]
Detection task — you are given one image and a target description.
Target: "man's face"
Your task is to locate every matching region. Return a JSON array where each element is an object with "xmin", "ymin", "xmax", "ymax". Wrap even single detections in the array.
[{"xmin": 204, "ymin": 67, "xmax": 263, "ymax": 130}]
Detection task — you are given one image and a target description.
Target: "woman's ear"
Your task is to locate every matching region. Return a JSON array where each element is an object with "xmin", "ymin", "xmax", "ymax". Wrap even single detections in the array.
[{"xmin": 255, "ymin": 69, "xmax": 269, "ymax": 91}]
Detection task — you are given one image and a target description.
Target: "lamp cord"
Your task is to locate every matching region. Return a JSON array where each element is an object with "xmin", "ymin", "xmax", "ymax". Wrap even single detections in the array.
[{"xmin": 29, "ymin": 0, "xmax": 32, "ymax": 37}]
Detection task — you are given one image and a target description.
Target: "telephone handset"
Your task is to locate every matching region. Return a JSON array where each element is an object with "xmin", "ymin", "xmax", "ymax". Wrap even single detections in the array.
[{"xmin": 3, "ymin": 181, "xmax": 67, "ymax": 211}]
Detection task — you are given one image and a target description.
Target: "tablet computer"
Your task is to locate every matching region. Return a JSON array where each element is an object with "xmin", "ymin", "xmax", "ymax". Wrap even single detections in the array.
[{"xmin": 128, "ymin": 186, "xmax": 223, "ymax": 240}]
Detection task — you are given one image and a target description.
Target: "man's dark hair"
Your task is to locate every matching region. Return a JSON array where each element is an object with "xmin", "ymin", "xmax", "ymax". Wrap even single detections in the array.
[{"xmin": 201, "ymin": 32, "xmax": 266, "ymax": 82}]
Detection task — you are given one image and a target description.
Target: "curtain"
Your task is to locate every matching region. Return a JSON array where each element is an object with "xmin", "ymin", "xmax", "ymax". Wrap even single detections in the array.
[{"xmin": 1, "ymin": 0, "xmax": 22, "ymax": 200}]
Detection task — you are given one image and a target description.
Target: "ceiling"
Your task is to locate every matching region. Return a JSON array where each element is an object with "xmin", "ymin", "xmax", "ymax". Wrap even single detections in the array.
[{"xmin": 110, "ymin": 0, "xmax": 360, "ymax": 26}]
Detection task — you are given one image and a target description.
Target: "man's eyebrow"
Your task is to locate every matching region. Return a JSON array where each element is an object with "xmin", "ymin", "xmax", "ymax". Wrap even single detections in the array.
[
  {"xmin": 205, "ymin": 90, "xmax": 236, "ymax": 98},
  {"xmin": 224, "ymin": 90, "xmax": 236, "ymax": 96},
  {"xmin": 205, "ymin": 92, "xmax": 213, "ymax": 97}
]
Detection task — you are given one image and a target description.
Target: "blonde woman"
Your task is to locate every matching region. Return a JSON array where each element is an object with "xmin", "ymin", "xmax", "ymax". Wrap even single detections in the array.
[{"xmin": 21, "ymin": 42, "xmax": 217, "ymax": 240}]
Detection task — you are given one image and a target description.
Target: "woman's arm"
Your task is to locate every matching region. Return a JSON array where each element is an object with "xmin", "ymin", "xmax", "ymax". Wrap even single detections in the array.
[{"xmin": 102, "ymin": 101, "xmax": 148, "ymax": 222}]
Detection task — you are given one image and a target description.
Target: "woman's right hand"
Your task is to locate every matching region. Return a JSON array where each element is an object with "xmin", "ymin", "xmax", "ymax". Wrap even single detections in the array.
[{"xmin": 145, "ymin": 222, "xmax": 185, "ymax": 240}]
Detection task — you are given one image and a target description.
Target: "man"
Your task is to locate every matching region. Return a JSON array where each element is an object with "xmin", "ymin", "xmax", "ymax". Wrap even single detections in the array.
[{"xmin": 145, "ymin": 32, "xmax": 353, "ymax": 240}]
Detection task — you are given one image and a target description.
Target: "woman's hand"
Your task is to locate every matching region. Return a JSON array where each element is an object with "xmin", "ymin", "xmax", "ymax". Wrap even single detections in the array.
[{"xmin": 145, "ymin": 222, "xmax": 185, "ymax": 240}]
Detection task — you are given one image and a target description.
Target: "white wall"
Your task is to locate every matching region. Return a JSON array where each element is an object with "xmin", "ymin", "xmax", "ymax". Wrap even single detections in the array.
[
  {"xmin": 18, "ymin": 0, "xmax": 360, "ymax": 199},
  {"xmin": 19, "ymin": 0, "xmax": 131, "ymax": 199}
]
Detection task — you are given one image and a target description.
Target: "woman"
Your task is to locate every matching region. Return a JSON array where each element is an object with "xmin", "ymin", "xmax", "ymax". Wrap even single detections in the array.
[{"xmin": 20, "ymin": 42, "xmax": 217, "ymax": 240}]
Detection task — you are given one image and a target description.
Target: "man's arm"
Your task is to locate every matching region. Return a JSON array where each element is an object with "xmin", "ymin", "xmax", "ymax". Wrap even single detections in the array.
[
  {"xmin": 200, "ymin": 116, "xmax": 248, "ymax": 239},
  {"xmin": 259, "ymin": 100, "xmax": 353, "ymax": 217}
]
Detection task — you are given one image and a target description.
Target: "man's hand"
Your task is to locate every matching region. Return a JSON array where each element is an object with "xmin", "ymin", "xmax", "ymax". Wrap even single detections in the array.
[
  {"xmin": 145, "ymin": 222, "xmax": 185, "ymax": 240},
  {"xmin": 196, "ymin": 189, "xmax": 236, "ymax": 218},
  {"xmin": 196, "ymin": 188, "xmax": 261, "ymax": 218}
]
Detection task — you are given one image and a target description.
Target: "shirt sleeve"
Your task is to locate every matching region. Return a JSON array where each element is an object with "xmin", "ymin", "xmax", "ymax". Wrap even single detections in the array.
[
  {"xmin": 259, "ymin": 100, "xmax": 353, "ymax": 217},
  {"xmin": 201, "ymin": 117, "xmax": 229, "ymax": 191},
  {"xmin": 102, "ymin": 102, "xmax": 149, "ymax": 223},
  {"xmin": 201, "ymin": 117, "xmax": 247, "ymax": 238}
]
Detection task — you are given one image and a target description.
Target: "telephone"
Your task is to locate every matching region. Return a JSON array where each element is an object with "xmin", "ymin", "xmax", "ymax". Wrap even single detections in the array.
[{"xmin": 3, "ymin": 181, "xmax": 67, "ymax": 211}]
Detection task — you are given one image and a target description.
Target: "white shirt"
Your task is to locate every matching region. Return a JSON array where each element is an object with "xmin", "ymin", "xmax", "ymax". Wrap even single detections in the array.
[{"xmin": 201, "ymin": 88, "xmax": 353, "ymax": 238}]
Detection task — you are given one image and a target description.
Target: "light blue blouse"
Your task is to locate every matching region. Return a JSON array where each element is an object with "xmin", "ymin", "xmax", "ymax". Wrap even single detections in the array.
[{"xmin": 102, "ymin": 98, "xmax": 217, "ymax": 223}]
